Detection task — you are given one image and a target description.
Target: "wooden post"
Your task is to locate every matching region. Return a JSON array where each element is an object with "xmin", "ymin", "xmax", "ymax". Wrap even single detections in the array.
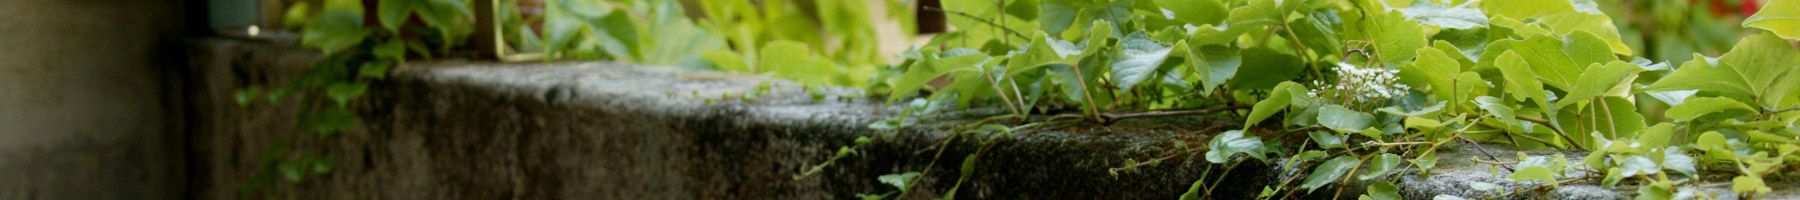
[{"xmin": 471, "ymin": 0, "xmax": 498, "ymax": 59}]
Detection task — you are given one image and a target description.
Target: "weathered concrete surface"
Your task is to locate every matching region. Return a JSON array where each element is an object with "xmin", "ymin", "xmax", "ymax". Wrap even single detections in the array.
[
  {"xmin": 186, "ymin": 38, "xmax": 1285, "ymax": 199},
  {"xmin": 0, "ymin": 0, "xmax": 189, "ymax": 199},
  {"xmin": 187, "ymin": 38, "xmax": 1800, "ymax": 200}
]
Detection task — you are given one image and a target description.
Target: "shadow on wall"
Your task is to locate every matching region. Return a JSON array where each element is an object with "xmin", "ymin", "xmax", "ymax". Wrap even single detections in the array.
[{"xmin": 0, "ymin": 0, "xmax": 194, "ymax": 199}]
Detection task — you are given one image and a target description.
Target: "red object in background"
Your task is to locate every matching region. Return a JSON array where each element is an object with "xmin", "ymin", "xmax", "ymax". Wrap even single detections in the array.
[
  {"xmin": 1701, "ymin": 0, "xmax": 1763, "ymax": 16},
  {"xmin": 1742, "ymin": 0, "xmax": 1761, "ymax": 16}
]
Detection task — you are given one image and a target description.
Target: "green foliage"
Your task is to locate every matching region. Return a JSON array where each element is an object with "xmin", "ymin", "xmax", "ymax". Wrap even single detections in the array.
[
  {"xmin": 1744, "ymin": 0, "xmax": 1800, "ymax": 40},
  {"xmin": 865, "ymin": 0, "xmax": 1800, "ymax": 198}
]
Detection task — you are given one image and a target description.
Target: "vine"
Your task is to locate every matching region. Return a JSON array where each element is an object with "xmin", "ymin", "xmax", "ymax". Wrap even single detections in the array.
[{"xmin": 859, "ymin": 0, "xmax": 1800, "ymax": 199}]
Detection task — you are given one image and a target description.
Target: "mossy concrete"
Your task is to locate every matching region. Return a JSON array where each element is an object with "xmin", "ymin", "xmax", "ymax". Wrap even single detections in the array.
[{"xmin": 188, "ymin": 38, "xmax": 1798, "ymax": 199}]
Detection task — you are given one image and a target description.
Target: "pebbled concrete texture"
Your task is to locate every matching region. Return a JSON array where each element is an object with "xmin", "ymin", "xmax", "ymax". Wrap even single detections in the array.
[
  {"xmin": 187, "ymin": 39, "xmax": 1800, "ymax": 200},
  {"xmin": 0, "ymin": 0, "xmax": 189, "ymax": 199}
]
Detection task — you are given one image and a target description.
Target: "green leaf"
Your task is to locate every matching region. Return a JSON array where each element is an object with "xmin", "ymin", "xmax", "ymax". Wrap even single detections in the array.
[
  {"xmin": 1401, "ymin": 46, "xmax": 1468, "ymax": 106},
  {"xmin": 1733, "ymin": 175, "xmax": 1772, "ymax": 194},
  {"xmin": 326, "ymin": 83, "xmax": 367, "ymax": 106},
  {"xmin": 1397, "ymin": 0, "xmax": 1487, "ymax": 29},
  {"xmin": 1486, "ymin": 0, "xmax": 1634, "ymax": 56},
  {"xmin": 301, "ymin": 11, "xmax": 371, "ymax": 55},
  {"xmin": 235, "ymin": 87, "xmax": 262, "ymax": 106},
  {"xmin": 1228, "ymin": 48, "xmax": 1304, "ymax": 90},
  {"xmin": 1494, "ymin": 51, "xmax": 1546, "ymax": 103},
  {"xmin": 1187, "ymin": 44, "xmax": 1241, "ymax": 93},
  {"xmin": 1360, "ymin": 153, "xmax": 1404, "ymax": 180},
  {"xmin": 1638, "ymin": 123, "xmax": 1676, "ymax": 149},
  {"xmin": 311, "ymin": 106, "xmax": 357, "ymax": 136},
  {"xmin": 1110, "ymin": 32, "xmax": 1175, "ymax": 89},
  {"xmin": 1245, "ymin": 82, "xmax": 1302, "ymax": 128},
  {"xmin": 1317, "ymin": 105, "xmax": 1374, "ymax": 132},
  {"xmin": 1205, "ymin": 130, "xmax": 1267, "ymax": 163},
  {"xmin": 1510, "ymin": 36, "xmax": 1581, "ymax": 90},
  {"xmin": 1309, "ymin": 131, "xmax": 1346, "ymax": 149},
  {"xmin": 1299, "ymin": 156, "xmax": 1361, "ymax": 192},
  {"xmin": 1038, "ymin": 0, "xmax": 1131, "ymax": 37},
  {"xmin": 1009, "ymin": 32, "xmax": 1084, "ymax": 76},
  {"xmin": 282, "ymin": 2, "xmax": 311, "ymax": 28},
  {"xmin": 1617, "ymin": 155, "xmax": 1659, "ymax": 177},
  {"xmin": 1360, "ymin": 10, "xmax": 1427, "ymax": 66},
  {"xmin": 1717, "ymin": 33, "xmax": 1800, "ymax": 107},
  {"xmin": 1474, "ymin": 96, "xmax": 1515, "ymax": 129},
  {"xmin": 1509, "ymin": 154, "xmax": 1560, "ymax": 185},
  {"xmin": 359, "ymin": 61, "xmax": 392, "ymax": 79},
  {"xmin": 1665, "ymin": 97, "xmax": 1757, "ymax": 122},
  {"xmin": 1645, "ymin": 54, "xmax": 1756, "ymax": 101},
  {"xmin": 877, "ymin": 172, "xmax": 922, "ymax": 191},
  {"xmin": 1563, "ymin": 31, "xmax": 1618, "ymax": 68},
  {"xmin": 377, "ymin": 0, "xmax": 418, "ymax": 33},
  {"xmin": 1661, "ymin": 147, "xmax": 1696, "ymax": 175},
  {"xmin": 1358, "ymin": 182, "xmax": 1401, "ymax": 200},
  {"xmin": 761, "ymin": 41, "xmax": 841, "ymax": 85},
  {"xmin": 1553, "ymin": 61, "xmax": 1641, "ymax": 109},
  {"xmin": 1411, "ymin": 151, "xmax": 1438, "ymax": 172},
  {"xmin": 1743, "ymin": 0, "xmax": 1800, "ymax": 40},
  {"xmin": 1154, "ymin": 0, "xmax": 1227, "ymax": 25}
]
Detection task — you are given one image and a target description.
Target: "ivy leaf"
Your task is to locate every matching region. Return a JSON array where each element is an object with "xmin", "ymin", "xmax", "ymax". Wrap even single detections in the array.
[
  {"xmin": 1318, "ymin": 105, "xmax": 1374, "ymax": 132},
  {"xmin": 1300, "ymin": 156, "xmax": 1361, "ymax": 192},
  {"xmin": 311, "ymin": 106, "xmax": 357, "ymax": 136},
  {"xmin": 1717, "ymin": 33, "xmax": 1800, "ymax": 107},
  {"xmin": 1397, "ymin": 0, "xmax": 1487, "ymax": 29},
  {"xmin": 1205, "ymin": 130, "xmax": 1267, "ymax": 163},
  {"xmin": 1509, "ymin": 154, "xmax": 1561, "ymax": 185},
  {"xmin": 1358, "ymin": 182, "xmax": 1401, "ymax": 200},
  {"xmin": 1662, "ymin": 147, "xmax": 1696, "ymax": 175},
  {"xmin": 1309, "ymin": 131, "xmax": 1347, "ymax": 149},
  {"xmin": 1038, "ymin": 0, "xmax": 1131, "ymax": 37},
  {"xmin": 377, "ymin": 0, "xmax": 418, "ymax": 33},
  {"xmin": 1228, "ymin": 48, "xmax": 1304, "ymax": 90},
  {"xmin": 1485, "ymin": 0, "xmax": 1633, "ymax": 56},
  {"xmin": 1563, "ymin": 31, "xmax": 1618, "ymax": 68},
  {"xmin": 878, "ymin": 172, "xmax": 923, "ymax": 191},
  {"xmin": 359, "ymin": 61, "xmax": 392, "ymax": 80},
  {"xmin": 1411, "ymin": 151, "xmax": 1438, "ymax": 172},
  {"xmin": 1743, "ymin": 0, "xmax": 1800, "ymax": 40},
  {"xmin": 1665, "ymin": 97, "xmax": 1757, "ymax": 122},
  {"xmin": 326, "ymin": 83, "xmax": 367, "ymax": 106},
  {"xmin": 1245, "ymin": 82, "xmax": 1302, "ymax": 128},
  {"xmin": 1553, "ymin": 61, "xmax": 1641, "ymax": 109},
  {"xmin": 1617, "ymin": 155, "xmax": 1659, "ymax": 177},
  {"xmin": 761, "ymin": 41, "xmax": 841, "ymax": 85},
  {"xmin": 1359, "ymin": 10, "xmax": 1427, "ymax": 66},
  {"xmin": 1187, "ymin": 44, "xmax": 1241, "ymax": 93},
  {"xmin": 1474, "ymin": 96, "xmax": 1515, "ymax": 128},
  {"xmin": 1359, "ymin": 153, "xmax": 1404, "ymax": 180},
  {"xmin": 1639, "ymin": 123, "xmax": 1677, "ymax": 149},
  {"xmin": 1510, "ymin": 36, "xmax": 1581, "ymax": 90},
  {"xmin": 1494, "ymin": 51, "xmax": 1546, "ymax": 103},
  {"xmin": 1733, "ymin": 175, "xmax": 1773, "ymax": 194},
  {"xmin": 1401, "ymin": 46, "xmax": 1468, "ymax": 106},
  {"xmin": 1009, "ymin": 32, "xmax": 1085, "ymax": 76},
  {"xmin": 235, "ymin": 87, "xmax": 262, "ymax": 106},
  {"xmin": 1153, "ymin": 0, "xmax": 1227, "ymax": 25},
  {"xmin": 300, "ymin": 10, "xmax": 371, "ymax": 55},
  {"xmin": 1110, "ymin": 32, "xmax": 1175, "ymax": 89}
]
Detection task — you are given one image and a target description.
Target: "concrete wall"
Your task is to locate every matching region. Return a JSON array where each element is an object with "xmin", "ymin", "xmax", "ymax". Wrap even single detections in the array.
[{"xmin": 0, "ymin": 0, "xmax": 189, "ymax": 199}]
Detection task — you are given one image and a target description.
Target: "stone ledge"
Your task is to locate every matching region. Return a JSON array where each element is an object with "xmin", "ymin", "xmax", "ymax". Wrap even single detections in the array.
[{"xmin": 187, "ymin": 38, "xmax": 1795, "ymax": 199}]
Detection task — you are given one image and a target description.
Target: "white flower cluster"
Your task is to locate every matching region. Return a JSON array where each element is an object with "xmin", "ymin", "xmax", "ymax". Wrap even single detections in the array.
[{"xmin": 1310, "ymin": 62, "xmax": 1411, "ymax": 104}]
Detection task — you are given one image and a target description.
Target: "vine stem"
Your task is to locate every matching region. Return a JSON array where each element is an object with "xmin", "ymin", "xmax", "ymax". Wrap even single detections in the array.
[
  {"xmin": 919, "ymin": 6, "xmax": 1030, "ymax": 40},
  {"xmin": 1069, "ymin": 63, "xmax": 1107, "ymax": 123},
  {"xmin": 982, "ymin": 69, "xmax": 1026, "ymax": 118},
  {"xmin": 1045, "ymin": 105, "xmax": 1252, "ymax": 124}
]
